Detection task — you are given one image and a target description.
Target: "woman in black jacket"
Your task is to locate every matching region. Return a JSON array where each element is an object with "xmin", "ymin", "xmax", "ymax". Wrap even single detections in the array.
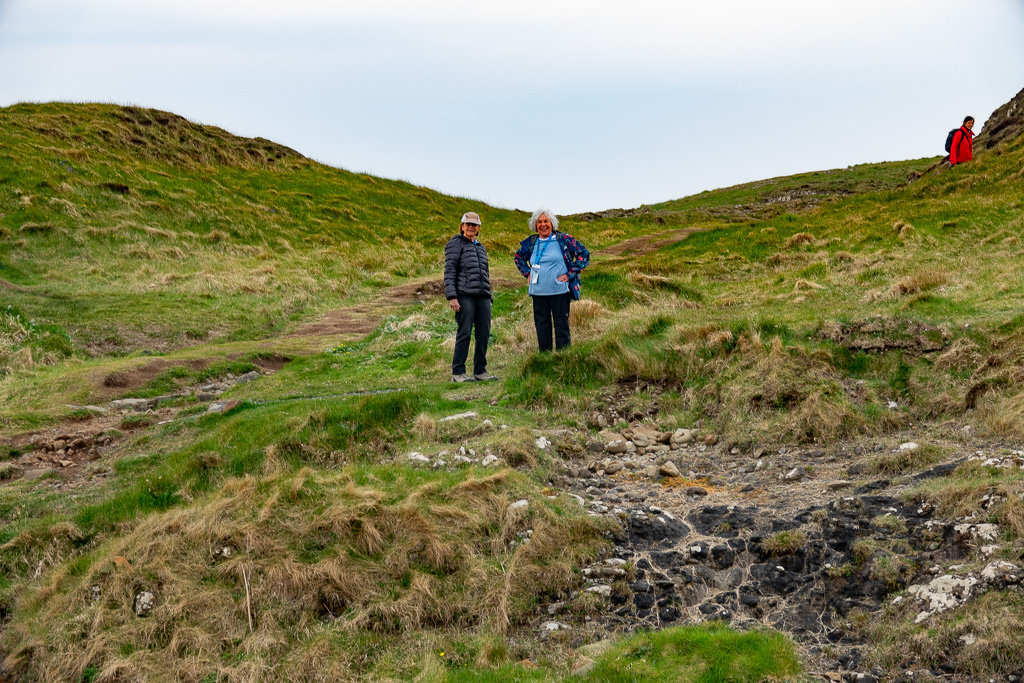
[{"xmin": 444, "ymin": 212, "xmax": 497, "ymax": 382}]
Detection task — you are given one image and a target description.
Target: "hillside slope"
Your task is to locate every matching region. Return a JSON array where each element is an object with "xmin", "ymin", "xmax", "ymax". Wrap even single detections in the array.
[{"xmin": 0, "ymin": 88, "xmax": 1023, "ymax": 682}]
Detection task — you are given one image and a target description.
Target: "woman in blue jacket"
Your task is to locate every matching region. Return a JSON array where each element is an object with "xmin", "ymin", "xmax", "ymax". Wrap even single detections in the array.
[{"xmin": 514, "ymin": 209, "xmax": 590, "ymax": 351}]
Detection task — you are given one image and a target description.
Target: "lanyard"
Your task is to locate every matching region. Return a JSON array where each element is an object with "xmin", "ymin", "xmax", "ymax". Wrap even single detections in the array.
[{"xmin": 532, "ymin": 235, "xmax": 556, "ymax": 267}]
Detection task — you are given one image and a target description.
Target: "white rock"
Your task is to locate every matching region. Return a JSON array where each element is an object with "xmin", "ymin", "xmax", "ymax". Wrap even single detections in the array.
[
  {"xmin": 536, "ymin": 436, "xmax": 551, "ymax": 450},
  {"xmin": 432, "ymin": 460, "xmax": 448, "ymax": 468},
  {"xmin": 585, "ymin": 585, "xmax": 612, "ymax": 597},
  {"xmin": 452, "ymin": 455, "xmax": 473, "ymax": 466},
  {"xmin": 907, "ymin": 574, "xmax": 980, "ymax": 619},
  {"xmin": 899, "ymin": 442, "xmax": 920, "ymax": 451},
  {"xmin": 567, "ymin": 493, "xmax": 586, "ymax": 507},
  {"xmin": 888, "ymin": 401, "xmax": 899, "ymax": 409},
  {"xmin": 438, "ymin": 411, "xmax": 478, "ymax": 423},
  {"xmin": 981, "ymin": 561, "xmax": 1021, "ymax": 586},
  {"xmin": 133, "ymin": 591, "xmax": 156, "ymax": 617},
  {"xmin": 508, "ymin": 499, "xmax": 529, "ymax": 512},
  {"xmin": 481, "ymin": 419, "xmax": 494, "ymax": 429},
  {"xmin": 407, "ymin": 452, "xmax": 430, "ymax": 464},
  {"xmin": 481, "ymin": 454, "xmax": 499, "ymax": 467},
  {"xmin": 960, "ymin": 634, "xmax": 977, "ymax": 646},
  {"xmin": 542, "ymin": 621, "xmax": 567, "ymax": 631}
]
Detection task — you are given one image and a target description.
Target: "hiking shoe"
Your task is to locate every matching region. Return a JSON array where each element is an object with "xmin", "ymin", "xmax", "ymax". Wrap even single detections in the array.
[
  {"xmin": 451, "ymin": 374, "xmax": 476, "ymax": 383},
  {"xmin": 473, "ymin": 372, "xmax": 499, "ymax": 382}
]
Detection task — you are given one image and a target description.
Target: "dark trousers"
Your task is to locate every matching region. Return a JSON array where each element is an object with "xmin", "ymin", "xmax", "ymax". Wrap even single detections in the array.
[
  {"xmin": 532, "ymin": 293, "xmax": 572, "ymax": 352},
  {"xmin": 452, "ymin": 295, "xmax": 491, "ymax": 375}
]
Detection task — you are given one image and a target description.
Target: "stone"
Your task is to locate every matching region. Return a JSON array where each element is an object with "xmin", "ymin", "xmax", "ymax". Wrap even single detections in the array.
[
  {"xmin": 481, "ymin": 455, "xmax": 499, "ymax": 467},
  {"xmin": 686, "ymin": 486, "xmax": 708, "ymax": 496},
  {"xmin": 438, "ymin": 411, "xmax": 478, "ymax": 423},
  {"xmin": 109, "ymin": 398, "xmax": 153, "ymax": 412},
  {"xmin": 606, "ymin": 440, "xmax": 628, "ymax": 455},
  {"xmin": 134, "ymin": 591, "xmax": 156, "ymax": 617},
  {"xmin": 508, "ymin": 499, "xmax": 530, "ymax": 512},
  {"xmin": 603, "ymin": 460, "xmax": 624, "ymax": 475},
  {"xmin": 898, "ymin": 442, "xmax": 920, "ymax": 451},
  {"xmin": 542, "ymin": 621, "xmax": 567, "ymax": 631},
  {"xmin": 584, "ymin": 585, "xmax": 612, "ymax": 597},
  {"xmin": 596, "ymin": 414, "xmax": 608, "ymax": 428},
  {"xmin": 980, "ymin": 561, "xmax": 1021, "ymax": 586},
  {"xmin": 670, "ymin": 428, "xmax": 696, "ymax": 446},
  {"xmin": 233, "ymin": 370, "xmax": 260, "ymax": 384},
  {"xmin": 907, "ymin": 574, "xmax": 980, "ymax": 622},
  {"xmin": 642, "ymin": 465, "xmax": 660, "ymax": 478},
  {"xmin": 784, "ymin": 467, "xmax": 806, "ymax": 481},
  {"xmin": 452, "ymin": 455, "xmax": 473, "ymax": 466},
  {"xmin": 827, "ymin": 480, "xmax": 853, "ymax": 491},
  {"xmin": 481, "ymin": 419, "xmax": 494, "ymax": 429},
  {"xmin": 536, "ymin": 436, "xmax": 551, "ymax": 450},
  {"xmin": 206, "ymin": 400, "xmax": 241, "ymax": 414},
  {"xmin": 432, "ymin": 459, "xmax": 447, "ymax": 468},
  {"xmin": 659, "ymin": 461, "xmax": 681, "ymax": 478},
  {"xmin": 407, "ymin": 452, "xmax": 431, "ymax": 464}
]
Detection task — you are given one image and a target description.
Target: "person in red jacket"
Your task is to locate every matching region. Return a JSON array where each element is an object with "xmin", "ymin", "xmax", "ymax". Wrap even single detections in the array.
[{"xmin": 950, "ymin": 116, "xmax": 975, "ymax": 166}]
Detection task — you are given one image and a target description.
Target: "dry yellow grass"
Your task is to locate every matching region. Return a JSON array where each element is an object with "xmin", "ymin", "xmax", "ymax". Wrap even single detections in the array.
[{"xmin": 1, "ymin": 468, "xmax": 603, "ymax": 681}]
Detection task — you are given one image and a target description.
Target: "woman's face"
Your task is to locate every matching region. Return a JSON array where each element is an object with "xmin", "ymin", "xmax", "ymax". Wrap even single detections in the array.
[
  {"xmin": 462, "ymin": 222, "xmax": 480, "ymax": 239},
  {"xmin": 536, "ymin": 214, "xmax": 553, "ymax": 237}
]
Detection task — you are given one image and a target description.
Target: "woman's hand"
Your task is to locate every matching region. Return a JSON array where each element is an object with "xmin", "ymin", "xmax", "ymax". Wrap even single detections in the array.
[
  {"xmin": 556, "ymin": 274, "xmax": 569, "ymax": 283},
  {"xmin": 449, "ymin": 299, "xmax": 461, "ymax": 312}
]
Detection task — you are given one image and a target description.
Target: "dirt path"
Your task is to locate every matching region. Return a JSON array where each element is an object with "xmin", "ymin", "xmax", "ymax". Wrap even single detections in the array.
[
  {"xmin": 596, "ymin": 227, "xmax": 701, "ymax": 257},
  {"xmin": 289, "ymin": 276, "xmax": 521, "ymax": 338}
]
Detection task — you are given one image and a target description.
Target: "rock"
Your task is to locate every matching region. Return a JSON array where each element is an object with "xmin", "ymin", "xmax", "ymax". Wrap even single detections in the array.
[
  {"xmin": 579, "ymin": 639, "xmax": 614, "ymax": 658},
  {"xmin": 90, "ymin": 585, "xmax": 102, "ymax": 601},
  {"xmin": 233, "ymin": 370, "xmax": 260, "ymax": 384},
  {"xmin": 606, "ymin": 440, "xmax": 628, "ymax": 455},
  {"xmin": 452, "ymin": 455, "xmax": 473, "ymax": 466},
  {"xmin": 206, "ymin": 400, "xmax": 241, "ymax": 415},
  {"xmin": 481, "ymin": 419, "xmax": 494, "ymax": 429},
  {"xmin": 659, "ymin": 461, "xmax": 681, "ymax": 478},
  {"xmin": 980, "ymin": 561, "xmax": 1021, "ymax": 586},
  {"xmin": 584, "ymin": 585, "xmax": 612, "ymax": 597},
  {"xmin": 438, "ymin": 411, "xmax": 478, "ymax": 423},
  {"xmin": 898, "ymin": 442, "xmax": 919, "ymax": 451},
  {"xmin": 604, "ymin": 461, "xmax": 624, "ymax": 475},
  {"xmin": 624, "ymin": 459, "xmax": 639, "ymax": 470},
  {"xmin": 670, "ymin": 428, "xmax": 697, "ymax": 446},
  {"xmin": 704, "ymin": 434, "xmax": 719, "ymax": 446},
  {"xmin": 907, "ymin": 574, "xmax": 980, "ymax": 622},
  {"xmin": 827, "ymin": 480, "xmax": 853, "ymax": 491},
  {"xmin": 133, "ymin": 591, "xmax": 156, "ymax": 617},
  {"xmin": 642, "ymin": 465, "xmax": 660, "ymax": 478},
  {"xmin": 686, "ymin": 486, "xmax": 708, "ymax": 496},
  {"xmin": 407, "ymin": 452, "xmax": 430, "ymax": 464},
  {"xmin": 542, "ymin": 621, "xmax": 568, "ymax": 631},
  {"xmin": 432, "ymin": 460, "xmax": 447, "ymax": 468},
  {"xmin": 109, "ymin": 398, "xmax": 153, "ymax": 412},
  {"xmin": 536, "ymin": 436, "xmax": 551, "ymax": 450},
  {"xmin": 596, "ymin": 414, "xmax": 608, "ymax": 428},
  {"xmin": 571, "ymin": 656, "xmax": 597, "ymax": 676},
  {"xmin": 508, "ymin": 499, "xmax": 530, "ymax": 512},
  {"xmin": 481, "ymin": 455, "xmax": 499, "ymax": 467},
  {"xmin": 784, "ymin": 467, "xmax": 806, "ymax": 481}
]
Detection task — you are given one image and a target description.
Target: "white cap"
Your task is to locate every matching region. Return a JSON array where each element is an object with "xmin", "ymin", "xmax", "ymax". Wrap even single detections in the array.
[{"xmin": 460, "ymin": 212, "xmax": 482, "ymax": 225}]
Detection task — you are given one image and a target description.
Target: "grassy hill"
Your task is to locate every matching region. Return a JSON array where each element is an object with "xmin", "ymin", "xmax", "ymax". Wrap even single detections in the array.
[{"xmin": 1, "ymin": 95, "xmax": 1023, "ymax": 681}]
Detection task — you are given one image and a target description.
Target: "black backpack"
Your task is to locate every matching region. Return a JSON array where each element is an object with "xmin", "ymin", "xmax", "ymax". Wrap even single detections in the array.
[{"xmin": 945, "ymin": 128, "xmax": 961, "ymax": 153}]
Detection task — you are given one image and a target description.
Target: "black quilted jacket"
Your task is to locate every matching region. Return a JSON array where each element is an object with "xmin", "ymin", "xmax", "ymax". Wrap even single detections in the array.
[{"xmin": 444, "ymin": 234, "xmax": 491, "ymax": 300}]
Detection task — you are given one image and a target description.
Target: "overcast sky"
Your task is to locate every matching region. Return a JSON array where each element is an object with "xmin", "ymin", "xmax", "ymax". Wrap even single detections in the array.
[{"xmin": 1, "ymin": 0, "xmax": 1023, "ymax": 213}]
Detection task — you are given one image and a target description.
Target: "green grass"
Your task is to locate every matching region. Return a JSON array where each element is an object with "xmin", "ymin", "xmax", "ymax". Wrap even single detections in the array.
[{"xmin": 2, "ymin": 99, "xmax": 1024, "ymax": 680}]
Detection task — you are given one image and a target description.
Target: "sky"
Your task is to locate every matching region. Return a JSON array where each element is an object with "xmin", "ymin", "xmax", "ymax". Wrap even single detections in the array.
[{"xmin": 1, "ymin": 0, "xmax": 1023, "ymax": 214}]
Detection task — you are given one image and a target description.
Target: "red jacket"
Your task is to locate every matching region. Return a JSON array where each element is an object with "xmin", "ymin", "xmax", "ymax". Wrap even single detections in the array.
[{"xmin": 950, "ymin": 126, "xmax": 974, "ymax": 165}]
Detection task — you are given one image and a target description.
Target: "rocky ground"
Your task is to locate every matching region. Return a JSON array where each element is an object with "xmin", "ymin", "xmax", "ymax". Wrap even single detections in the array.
[
  {"xmin": 5, "ymin": 388, "xmax": 1024, "ymax": 681},
  {"xmin": 400, "ymin": 413, "xmax": 1024, "ymax": 682}
]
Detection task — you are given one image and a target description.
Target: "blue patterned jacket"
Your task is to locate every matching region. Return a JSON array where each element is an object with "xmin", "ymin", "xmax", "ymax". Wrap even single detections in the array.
[{"xmin": 514, "ymin": 231, "xmax": 591, "ymax": 301}]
